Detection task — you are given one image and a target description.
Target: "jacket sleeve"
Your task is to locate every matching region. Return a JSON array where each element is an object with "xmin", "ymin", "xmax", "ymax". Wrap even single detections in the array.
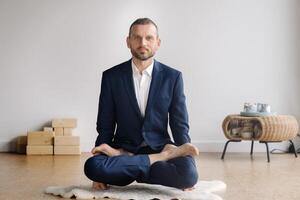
[
  {"xmin": 169, "ymin": 72, "xmax": 191, "ymax": 145},
  {"xmin": 95, "ymin": 71, "xmax": 116, "ymax": 147}
]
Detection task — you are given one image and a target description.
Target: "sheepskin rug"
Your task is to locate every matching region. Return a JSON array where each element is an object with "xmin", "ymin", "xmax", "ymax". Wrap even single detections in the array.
[{"xmin": 45, "ymin": 180, "xmax": 226, "ymax": 200}]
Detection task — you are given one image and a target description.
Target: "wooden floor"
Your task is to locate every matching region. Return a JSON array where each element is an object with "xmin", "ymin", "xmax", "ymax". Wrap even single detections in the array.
[{"xmin": 0, "ymin": 152, "xmax": 300, "ymax": 200}]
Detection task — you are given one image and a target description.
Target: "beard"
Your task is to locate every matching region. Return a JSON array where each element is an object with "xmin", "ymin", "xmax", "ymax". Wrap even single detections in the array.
[{"xmin": 130, "ymin": 47, "xmax": 155, "ymax": 61}]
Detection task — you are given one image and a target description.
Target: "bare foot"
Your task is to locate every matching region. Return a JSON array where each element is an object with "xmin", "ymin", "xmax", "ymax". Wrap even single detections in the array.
[
  {"xmin": 163, "ymin": 143, "xmax": 199, "ymax": 159},
  {"xmin": 91, "ymin": 143, "xmax": 133, "ymax": 157},
  {"xmin": 92, "ymin": 181, "xmax": 109, "ymax": 190},
  {"xmin": 162, "ymin": 143, "xmax": 177, "ymax": 152},
  {"xmin": 149, "ymin": 143, "xmax": 199, "ymax": 164}
]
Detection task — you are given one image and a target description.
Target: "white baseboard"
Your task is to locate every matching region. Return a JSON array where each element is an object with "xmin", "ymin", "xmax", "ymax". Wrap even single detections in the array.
[
  {"xmin": 0, "ymin": 139, "xmax": 94, "ymax": 153},
  {"xmin": 0, "ymin": 140, "xmax": 94, "ymax": 153},
  {"xmin": 192, "ymin": 140, "xmax": 290, "ymax": 152},
  {"xmin": 0, "ymin": 140, "xmax": 16, "ymax": 152},
  {"xmin": 77, "ymin": 140, "xmax": 284, "ymax": 153},
  {"xmin": 0, "ymin": 139, "xmax": 291, "ymax": 153}
]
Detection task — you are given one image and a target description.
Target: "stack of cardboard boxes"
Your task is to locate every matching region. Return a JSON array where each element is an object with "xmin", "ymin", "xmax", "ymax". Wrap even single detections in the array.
[
  {"xmin": 52, "ymin": 118, "xmax": 80, "ymax": 155},
  {"xmin": 16, "ymin": 118, "xmax": 80, "ymax": 155},
  {"xmin": 26, "ymin": 131, "xmax": 54, "ymax": 155}
]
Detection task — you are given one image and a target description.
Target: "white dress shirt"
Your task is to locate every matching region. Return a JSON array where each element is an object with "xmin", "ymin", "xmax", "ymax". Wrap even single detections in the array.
[{"xmin": 131, "ymin": 60, "xmax": 153, "ymax": 117}]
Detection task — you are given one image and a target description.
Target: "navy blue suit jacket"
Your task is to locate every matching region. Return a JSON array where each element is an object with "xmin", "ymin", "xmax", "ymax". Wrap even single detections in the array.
[{"xmin": 95, "ymin": 59, "xmax": 190, "ymax": 153}]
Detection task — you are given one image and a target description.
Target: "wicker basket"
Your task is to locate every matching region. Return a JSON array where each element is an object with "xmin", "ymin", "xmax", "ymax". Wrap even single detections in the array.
[{"xmin": 222, "ymin": 114, "xmax": 299, "ymax": 141}]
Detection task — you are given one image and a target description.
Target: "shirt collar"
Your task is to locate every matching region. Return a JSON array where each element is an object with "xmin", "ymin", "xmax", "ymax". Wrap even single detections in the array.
[{"xmin": 131, "ymin": 60, "xmax": 154, "ymax": 77}]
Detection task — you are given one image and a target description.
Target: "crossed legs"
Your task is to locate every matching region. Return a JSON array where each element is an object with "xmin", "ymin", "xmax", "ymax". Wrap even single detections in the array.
[{"xmin": 84, "ymin": 143, "xmax": 199, "ymax": 190}]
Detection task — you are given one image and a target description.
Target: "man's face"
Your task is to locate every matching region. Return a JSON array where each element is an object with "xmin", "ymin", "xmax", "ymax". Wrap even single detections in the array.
[{"xmin": 127, "ymin": 24, "xmax": 161, "ymax": 61}]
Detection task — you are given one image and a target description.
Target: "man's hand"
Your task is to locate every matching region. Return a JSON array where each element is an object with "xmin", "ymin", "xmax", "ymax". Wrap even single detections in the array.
[{"xmin": 92, "ymin": 181, "xmax": 109, "ymax": 190}]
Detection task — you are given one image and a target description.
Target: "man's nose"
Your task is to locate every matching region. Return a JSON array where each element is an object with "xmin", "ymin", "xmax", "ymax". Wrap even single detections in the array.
[{"xmin": 140, "ymin": 38, "xmax": 147, "ymax": 46}]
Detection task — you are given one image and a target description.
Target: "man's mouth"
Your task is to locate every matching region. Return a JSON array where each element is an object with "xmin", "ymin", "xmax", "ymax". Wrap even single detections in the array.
[{"xmin": 138, "ymin": 47, "xmax": 148, "ymax": 52}]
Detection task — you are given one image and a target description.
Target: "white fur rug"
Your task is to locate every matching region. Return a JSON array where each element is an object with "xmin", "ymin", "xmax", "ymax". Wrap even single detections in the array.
[{"xmin": 45, "ymin": 180, "xmax": 226, "ymax": 200}]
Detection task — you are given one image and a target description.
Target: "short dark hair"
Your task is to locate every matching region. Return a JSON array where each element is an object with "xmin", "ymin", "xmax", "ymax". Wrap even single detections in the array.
[{"xmin": 129, "ymin": 18, "xmax": 159, "ymax": 37}]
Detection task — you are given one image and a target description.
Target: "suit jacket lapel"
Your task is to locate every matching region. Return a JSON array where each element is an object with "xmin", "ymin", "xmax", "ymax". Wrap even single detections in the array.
[
  {"xmin": 144, "ymin": 60, "xmax": 163, "ymax": 119},
  {"xmin": 122, "ymin": 60, "xmax": 143, "ymax": 120}
]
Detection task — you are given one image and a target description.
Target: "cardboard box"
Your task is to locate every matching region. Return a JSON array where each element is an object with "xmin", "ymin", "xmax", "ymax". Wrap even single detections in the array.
[
  {"xmin": 54, "ymin": 136, "xmax": 80, "ymax": 146},
  {"xmin": 27, "ymin": 131, "xmax": 54, "ymax": 145},
  {"xmin": 54, "ymin": 127, "xmax": 63, "ymax": 136},
  {"xmin": 63, "ymin": 128, "xmax": 73, "ymax": 136},
  {"xmin": 26, "ymin": 145, "xmax": 53, "ymax": 155},
  {"xmin": 52, "ymin": 118, "xmax": 77, "ymax": 128},
  {"xmin": 44, "ymin": 127, "xmax": 53, "ymax": 132},
  {"xmin": 54, "ymin": 146, "xmax": 80, "ymax": 155}
]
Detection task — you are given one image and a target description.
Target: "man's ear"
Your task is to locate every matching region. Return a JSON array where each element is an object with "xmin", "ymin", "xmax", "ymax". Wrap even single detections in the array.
[
  {"xmin": 126, "ymin": 36, "xmax": 130, "ymax": 48},
  {"xmin": 157, "ymin": 38, "xmax": 161, "ymax": 47}
]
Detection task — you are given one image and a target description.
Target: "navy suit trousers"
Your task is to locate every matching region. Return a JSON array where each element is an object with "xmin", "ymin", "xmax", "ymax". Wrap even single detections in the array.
[{"xmin": 84, "ymin": 146, "xmax": 198, "ymax": 189}]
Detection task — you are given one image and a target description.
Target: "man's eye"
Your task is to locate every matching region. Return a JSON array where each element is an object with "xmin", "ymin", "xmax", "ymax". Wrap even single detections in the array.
[{"xmin": 146, "ymin": 36, "xmax": 154, "ymax": 41}]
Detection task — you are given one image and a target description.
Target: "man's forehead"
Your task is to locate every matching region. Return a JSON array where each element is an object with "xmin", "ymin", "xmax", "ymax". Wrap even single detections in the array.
[{"xmin": 130, "ymin": 24, "xmax": 158, "ymax": 35}]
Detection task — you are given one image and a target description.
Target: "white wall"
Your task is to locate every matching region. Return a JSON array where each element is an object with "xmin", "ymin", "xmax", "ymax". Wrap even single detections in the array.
[{"xmin": 0, "ymin": 0, "xmax": 299, "ymax": 152}]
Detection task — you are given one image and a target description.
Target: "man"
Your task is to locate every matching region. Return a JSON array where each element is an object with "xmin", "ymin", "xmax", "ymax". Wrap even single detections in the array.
[{"xmin": 84, "ymin": 18, "xmax": 199, "ymax": 191}]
